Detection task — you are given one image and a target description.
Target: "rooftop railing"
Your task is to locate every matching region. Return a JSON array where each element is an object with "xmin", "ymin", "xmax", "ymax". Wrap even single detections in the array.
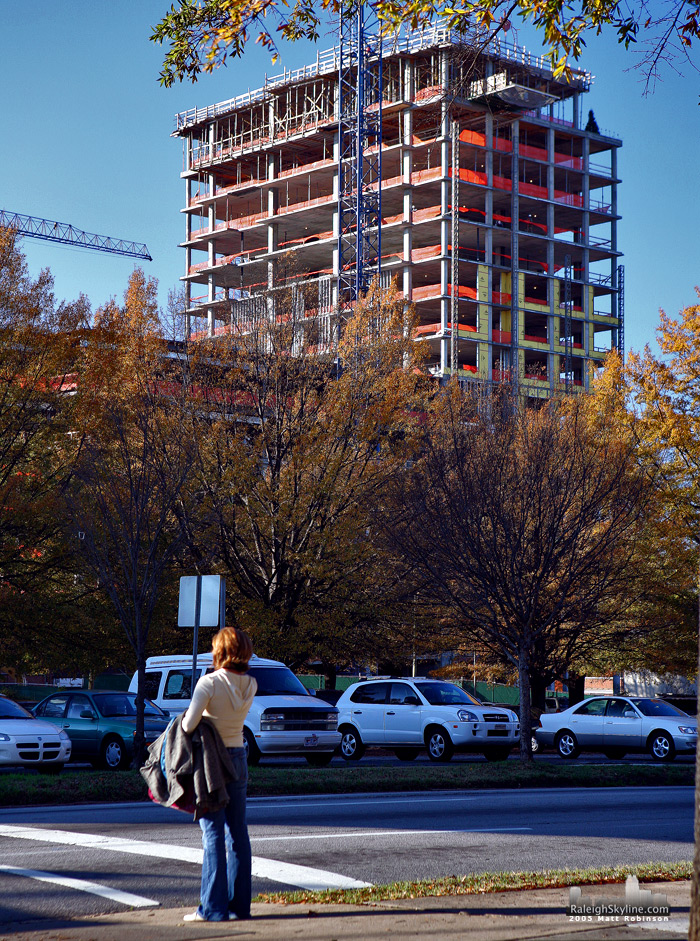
[{"xmin": 174, "ymin": 25, "xmax": 591, "ymax": 132}]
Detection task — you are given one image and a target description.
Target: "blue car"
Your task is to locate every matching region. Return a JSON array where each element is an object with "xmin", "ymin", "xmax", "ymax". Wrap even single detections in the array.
[{"xmin": 33, "ymin": 690, "xmax": 170, "ymax": 770}]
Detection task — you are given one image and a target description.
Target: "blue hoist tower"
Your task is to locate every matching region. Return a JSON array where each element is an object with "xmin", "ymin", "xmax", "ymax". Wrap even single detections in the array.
[{"xmin": 337, "ymin": 1, "xmax": 383, "ymax": 306}]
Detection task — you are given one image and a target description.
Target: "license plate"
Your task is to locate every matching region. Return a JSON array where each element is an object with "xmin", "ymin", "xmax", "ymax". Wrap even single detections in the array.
[
  {"xmin": 495, "ymin": 724, "xmax": 506, "ymax": 730},
  {"xmin": 305, "ymin": 735, "xmax": 319, "ymax": 747}
]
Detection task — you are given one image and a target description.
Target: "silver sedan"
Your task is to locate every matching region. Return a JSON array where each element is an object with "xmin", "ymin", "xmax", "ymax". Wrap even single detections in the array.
[
  {"xmin": 0, "ymin": 695, "xmax": 72, "ymax": 772},
  {"xmin": 536, "ymin": 696, "xmax": 697, "ymax": 761}
]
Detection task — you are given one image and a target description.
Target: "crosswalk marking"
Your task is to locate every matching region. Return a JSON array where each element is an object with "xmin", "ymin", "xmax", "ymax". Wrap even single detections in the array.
[
  {"xmin": 0, "ymin": 824, "xmax": 371, "ymax": 891},
  {"xmin": 0, "ymin": 864, "xmax": 159, "ymax": 908}
]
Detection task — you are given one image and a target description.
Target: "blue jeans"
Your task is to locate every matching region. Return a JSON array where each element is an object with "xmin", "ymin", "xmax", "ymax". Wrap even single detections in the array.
[{"xmin": 197, "ymin": 748, "xmax": 251, "ymax": 921}]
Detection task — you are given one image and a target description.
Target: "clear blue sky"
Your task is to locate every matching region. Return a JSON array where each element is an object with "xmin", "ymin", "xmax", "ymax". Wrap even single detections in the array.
[{"xmin": 2, "ymin": 1, "xmax": 698, "ymax": 355}]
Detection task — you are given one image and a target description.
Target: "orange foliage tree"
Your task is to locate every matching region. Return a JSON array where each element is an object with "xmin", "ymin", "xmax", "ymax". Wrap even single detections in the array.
[
  {"xmin": 174, "ymin": 279, "xmax": 428, "ymax": 680},
  {"xmin": 623, "ymin": 293, "xmax": 700, "ymax": 939},
  {"xmin": 0, "ymin": 228, "xmax": 91, "ymax": 675},
  {"xmin": 64, "ymin": 269, "xmax": 197, "ymax": 760}
]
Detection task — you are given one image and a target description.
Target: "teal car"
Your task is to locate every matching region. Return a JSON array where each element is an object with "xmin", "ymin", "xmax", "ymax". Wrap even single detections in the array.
[{"xmin": 32, "ymin": 690, "xmax": 170, "ymax": 770}]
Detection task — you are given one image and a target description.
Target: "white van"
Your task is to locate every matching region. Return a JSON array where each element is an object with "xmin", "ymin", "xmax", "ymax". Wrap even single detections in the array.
[{"xmin": 129, "ymin": 654, "xmax": 340, "ymax": 766}]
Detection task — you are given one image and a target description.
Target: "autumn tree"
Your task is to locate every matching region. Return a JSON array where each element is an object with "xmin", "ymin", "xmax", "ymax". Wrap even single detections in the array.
[
  {"xmin": 151, "ymin": 0, "xmax": 698, "ymax": 86},
  {"xmin": 0, "ymin": 228, "xmax": 92, "ymax": 676},
  {"xmin": 175, "ymin": 279, "xmax": 427, "ymax": 680},
  {"xmin": 621, "ymin": 292, "xmax": 700, "ymax": 939},
  {"xmin": 64, "ymin": 269, "xmax": 196, "ymax": 761},
  {"xmin": 384, "ymin": 379, "xmax": 651, "ymax": 758}
]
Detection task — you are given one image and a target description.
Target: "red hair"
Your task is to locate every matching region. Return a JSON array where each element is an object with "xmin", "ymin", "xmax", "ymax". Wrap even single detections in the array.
[{"xmin": 212, "ymin": 627, "xmax": 253, "ymax": 672}]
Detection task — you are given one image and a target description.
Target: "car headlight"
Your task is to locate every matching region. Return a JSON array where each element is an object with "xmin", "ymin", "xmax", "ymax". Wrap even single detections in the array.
[
  {"xmin": 0, "ymin": 733, "xmax": 10, "ymax": 742},
  {"xmin": 678, "ymin": 726, "xmax": 697, "ymax": 735},
  {"xmin": 457, "ymin": 709, "xmax": 478, "ymax": 722},
  {"xmin": 260, "ymin": 712, "xmax": 286, "ymax": 731},
  {"xmin": 58, "ymin": 730, "xmax": 71, "ymax": 742}
]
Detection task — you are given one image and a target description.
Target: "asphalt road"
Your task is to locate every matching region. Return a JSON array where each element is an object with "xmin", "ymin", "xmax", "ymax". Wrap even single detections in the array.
[{"xmin": 0, "ymin": 785, "xmax": 693, "ymax": 931}]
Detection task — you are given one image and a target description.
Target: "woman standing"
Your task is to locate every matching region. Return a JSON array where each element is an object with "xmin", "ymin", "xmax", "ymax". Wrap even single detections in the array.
[{"xmin": 182, "ymin": 627, "xmax": 257, "ymax": 922}]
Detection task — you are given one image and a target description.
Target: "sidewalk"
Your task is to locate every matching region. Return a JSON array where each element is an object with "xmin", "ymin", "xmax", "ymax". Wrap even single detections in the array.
[{"xmin": 1, "ymin": 881, "xmax": 690, "ymax": 941}]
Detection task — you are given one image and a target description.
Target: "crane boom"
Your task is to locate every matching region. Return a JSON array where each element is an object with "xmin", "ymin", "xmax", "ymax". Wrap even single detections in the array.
[{"xmin": 0, "ymin": 210, "xmax": 152, "ymax": 261}]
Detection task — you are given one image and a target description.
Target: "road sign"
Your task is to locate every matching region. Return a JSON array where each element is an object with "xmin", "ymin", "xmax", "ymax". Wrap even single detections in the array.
[
  {"xmin": 178, "ymin": 575, "xmax": 223, "ymax": 627},
  {"xmin": 177, "ymin": 576, "xmax": 226, "ymax": 697}
]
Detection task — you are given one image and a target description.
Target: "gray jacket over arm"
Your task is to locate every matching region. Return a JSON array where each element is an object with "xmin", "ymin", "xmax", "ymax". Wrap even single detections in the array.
[{"xmin": 140, "ymin": 714, "xmax": 238, "ymax": 821}]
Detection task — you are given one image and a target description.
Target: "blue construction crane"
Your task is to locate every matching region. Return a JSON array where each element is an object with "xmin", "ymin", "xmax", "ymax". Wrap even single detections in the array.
[
  {"xmin": 0, "ymin": 210, "xmax": 152, "ymax": 261},
  {"xmin": 337, "ymin": 1, "xmax": 383, "ymax": 304}
]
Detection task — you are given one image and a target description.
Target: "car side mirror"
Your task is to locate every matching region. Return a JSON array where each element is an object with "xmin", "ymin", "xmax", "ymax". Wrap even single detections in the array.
[
  {"xmin": 80, "ymin": 709, "xmax": 96, "ymax": 719},
  {"xmin": 308, "ymin": 688, "xmax": 317, "ymax": 696},
  {"xmin": 405, "ymin": 695, "xmax": 421, "ymax": 706},
  {"xmin": 622, "ymin": 710, "xmax": 636, "ymax": 718}
]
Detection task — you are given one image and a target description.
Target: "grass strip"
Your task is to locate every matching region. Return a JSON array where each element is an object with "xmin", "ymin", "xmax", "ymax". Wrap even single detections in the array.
[
  {"xmin": 0, "ymin": 760, "xmax": 693, "ymax": 807},
  {"xmin": 245, "ymin": 761, "xmax": 695, "ymax": 796},
  {"xmin": 254, "ymin": 861, "xmax": 692, "ymax": 906}
]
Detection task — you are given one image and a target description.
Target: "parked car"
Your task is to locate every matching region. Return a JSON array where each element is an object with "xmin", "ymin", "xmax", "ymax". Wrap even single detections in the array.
[
  {"xmin": 32, "ymin": 690, "xmax": 170, "ymax": 770},
  {"xmin": 312, "ymin": 688, "xmax": 346, "ymax": 706},
  {"xmin": 0, "ymin": 694, "xmax": 72, "ymax": 773},
  {"xmin": 335, "ymin": 677, "xmax": 519, "ymax": 762},
  {"xmin": 536, "ymin": 696, "xmax": 698, "ymax": 761},
  {"xmin": 129, "ymin": 655, "xmax": 341, "ymax": 766}
]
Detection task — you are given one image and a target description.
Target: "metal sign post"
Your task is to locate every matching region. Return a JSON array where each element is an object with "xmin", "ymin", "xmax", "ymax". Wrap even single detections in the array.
[
  {"xmin": 191, "ymin": 577, "xmax": 202, "ymax": 699},
  {"xmin": 178, "ymin": 575, "xmax": 226, "ymax": 699}
]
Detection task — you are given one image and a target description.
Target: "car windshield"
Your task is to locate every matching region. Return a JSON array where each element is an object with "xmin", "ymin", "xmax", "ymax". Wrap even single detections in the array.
[
  {"xmin": 631, "ymin": 698, "xmax": 689, "ymax": 718},
  {"xmin": 0, "ymin": 698, "xmax": 33, "ymax": 719},
  {"xmin": 247, "ymin": 666, "xmax": 308, "ymax": 696},
  {"xmin": 93, "ymin": 693, "xmax": 166, "ymax": 718},
  {"xmin": 415, "ymin": 682, "xmax": 480, "ymax": 706}
]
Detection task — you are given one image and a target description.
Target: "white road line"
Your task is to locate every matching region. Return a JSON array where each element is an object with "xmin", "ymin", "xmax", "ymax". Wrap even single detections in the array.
[
  {"xmin": 0, "ymin": 864, "xmax": 158, "ymax": 908},
  {"xmin": 0, "ymin": 825, "xmax": 202, "ymax": 863},
  {"xmin": 251, "ymin": 827, "xmax": 533, "ymax": 841},
  {"xmin": 251, "ymin": 858, "xmax": 368, "ymax": 890},
  {"xmin": 0, "ymin": 825, "xmax": 370, "ymax": 891}
]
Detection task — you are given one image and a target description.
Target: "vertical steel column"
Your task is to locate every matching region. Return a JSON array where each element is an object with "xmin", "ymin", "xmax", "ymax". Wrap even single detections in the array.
[
  {"xmin": 451, "ymin": 118, "xmax": 460, "ymax": 376},
  {"xmin": 564, "ymin": 253, "xmax": 573, "ymax": 392},
  {"xmin": 510, "ymin": 122, "xmax": 519, "ymax": 391},
  {"xmin": 617, "ymin": 263, "xmax": 625, "ymax": 363}
]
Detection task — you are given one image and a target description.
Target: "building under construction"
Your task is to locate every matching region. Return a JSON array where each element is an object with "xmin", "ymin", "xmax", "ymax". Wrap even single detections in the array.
[{"xmin": 174, "ymin": 25, "xmax": 622, "ymax": 396}]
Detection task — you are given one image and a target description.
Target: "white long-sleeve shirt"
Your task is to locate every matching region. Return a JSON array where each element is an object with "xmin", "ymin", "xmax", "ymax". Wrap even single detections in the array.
[{"xmin": 182, "ymin": 668, "xmax": 257, "ymax": 748}]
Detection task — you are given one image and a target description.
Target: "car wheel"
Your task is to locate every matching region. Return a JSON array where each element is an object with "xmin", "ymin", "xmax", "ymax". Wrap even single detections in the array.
[
  {"xmin": 426, "ymin": 727, "xmax": 454, "ymax": 763},
  {"xmin": 243, "ymin": 728, "xmax": 261, "ymax": 766},
  {"xmin": 394, "ymin": 747, "xmax": 420, "ymax": 761},
  {"xmin": 648, "ymin": 730, "xmax": 676, "ymax": 762},
  {"xmin": 339, "ymin": 726, "xmax": 365, "ymax": 761},
  {"xmin": 100, "ymin": 735, "xmax": 127, "ymax": 770},
  {"xmin": 305, "ymin": 753, "xmax": 334, "ymax": 767},
  {"xmin": 603, "ymin": 748, "xmax": 627, "ymax": 760},
  {"xmin": 38, "ymin": 762, "xmax": 64, "ymax": 774},
  {"xmin": 555, "ymin": 730, "xmax": 580, "ymax": 759},
  {"xmin": 483, "ymin": 747, "xmax": 511, "ymax": 762}
]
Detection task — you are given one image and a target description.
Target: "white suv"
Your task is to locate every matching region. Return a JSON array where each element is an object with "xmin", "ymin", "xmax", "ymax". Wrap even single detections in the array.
[
  {"xmin": 128, "ymin": 655, "xmax": 340, "ymax": 766},
  {"xmin": 336, "ymin": 678, "xmax": 519, "ymax": 762}
]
